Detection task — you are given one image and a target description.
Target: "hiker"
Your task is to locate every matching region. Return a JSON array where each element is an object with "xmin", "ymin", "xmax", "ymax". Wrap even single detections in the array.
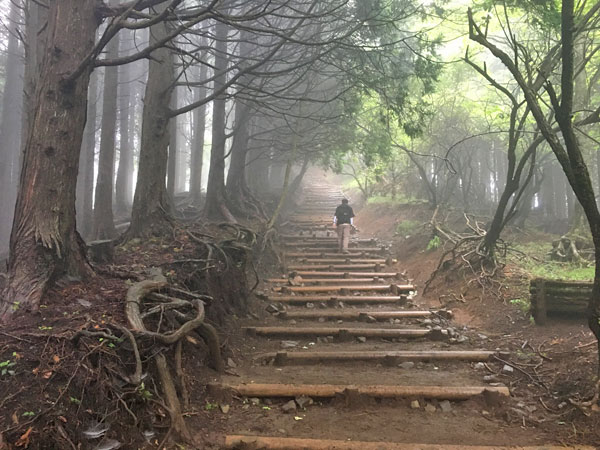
[{"xmin": 333, "ymin": 198, "xmax": 355, "ymax": 253}]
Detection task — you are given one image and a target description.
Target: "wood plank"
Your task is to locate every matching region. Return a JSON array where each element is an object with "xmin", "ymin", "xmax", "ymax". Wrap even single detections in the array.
[
  {"xmin": 278, "ymin": 310, "xmax": 433, "ymax": 320},
  {"xmin": 267, "ymin": 350, "xmax": 496, "ymax": 364},
  {"xmin": 212, "ymin": 382, "xmax": 510, "ymax": 400},
  {"xmin": 267, "ymin": 278, "xmax": 383, "ymax": 285},
  {"xmin": 291, "ymin": 271, "xmax": 398, "ymax": 278},
  {"xmin": 223, "ymin": 436, "xmax": 594, "ymax": 450},
  {"xmin": 267, "ymin": 295, "xmax": 406, "ymax": 304},
  {"xmin": 244, "ymin": 326, "xmax": 431, "ymax": 338}
]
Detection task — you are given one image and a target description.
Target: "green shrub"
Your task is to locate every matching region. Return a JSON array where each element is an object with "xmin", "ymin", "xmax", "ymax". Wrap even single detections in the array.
[{"xmin": 426, "ymin": 235, "xmax": 441, "ymax": 251}]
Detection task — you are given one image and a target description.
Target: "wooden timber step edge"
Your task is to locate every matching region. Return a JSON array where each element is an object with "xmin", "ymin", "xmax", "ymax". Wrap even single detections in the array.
[
  {"xmin": 209, "ymin": 383, "xmax": 509, "ymax": 400},
  {"xmin": 290, "ymin": 272, "xmax": 398, "ymax": 277},
  {"xmin": 266, "ymin": 295, "xmax": 407, "ymax": 303},
  {"xmin": 259, "ymin": 350, "xmax": 498, "ymax": 365},
  {"xmin": 278, "ymin": 309, "xmax": 440, "ymax": 320},
  {"xmin": 243, "ymin": 327, "xmax": 444, "ymax": 339},
  {"xmin": 222, "ymin": 436, "xmax": 594, "ymax": 450}
]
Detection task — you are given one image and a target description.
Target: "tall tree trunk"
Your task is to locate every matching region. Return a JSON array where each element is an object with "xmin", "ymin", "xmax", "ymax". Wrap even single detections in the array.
[
  {"xmin": 115, "ymin": 58, "xmax": 133, "ymax": 215},
  {"xmin": 226, "ymin": 101, "xmax": 266, "ymax": 219},
  {"xmin": 92, "ymin": 33, "xmax": 119, "ymax": 239},
  {"xmin": 203, "ymin": 21, "xmax": 236, "ymax": 222},
  {"xmin": 189, "ymin": 64, "xmax": 208, "ymax": 206},
  {"xmin": 0, "ymin": 0, "xmax": 25, "ymax": 252},
  {"xmin": 127, "ymin": 11, "xmax": 174, "ymax": 238},
  {"xmin": 167, "ymin": 86, "xmax": 178, "ymax": 197},
  {"xmin": 1, "ymin": 0, "xmax": 97, "ymax": 319},
  {"xmin": 77, "ymin": 71, "xmax": 98, "ymax": 239},
  {"xmin": 247, "ymin": 145, "xmax": 271, "ymax": 195}
]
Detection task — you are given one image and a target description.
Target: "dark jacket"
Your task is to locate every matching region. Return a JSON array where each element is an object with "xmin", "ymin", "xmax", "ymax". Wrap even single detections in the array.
[{"xmin": 334, "ymin": 204, "xmax": 355, "ymax": 225}]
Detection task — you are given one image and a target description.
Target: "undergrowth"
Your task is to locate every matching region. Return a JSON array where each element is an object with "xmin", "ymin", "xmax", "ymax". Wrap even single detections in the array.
[{"xmin": 510, "ymin": 242, "xmax": 595, "ymax": 281}]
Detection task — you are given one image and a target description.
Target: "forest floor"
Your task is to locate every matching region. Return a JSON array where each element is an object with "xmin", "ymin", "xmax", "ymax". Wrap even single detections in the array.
[{"xmin": 1, "ymin": 181, "xmax": 599, "ymax": 449}]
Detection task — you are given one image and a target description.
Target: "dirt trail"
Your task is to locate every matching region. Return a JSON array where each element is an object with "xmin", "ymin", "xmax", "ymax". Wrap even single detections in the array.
[{"xmin": 212, "ymin": 177, "xmax": 593, "ymax": 449}]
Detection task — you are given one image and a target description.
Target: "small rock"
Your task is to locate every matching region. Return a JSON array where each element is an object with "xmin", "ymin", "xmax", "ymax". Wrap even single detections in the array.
[
  {"xmin": 399, "ymin": 362, "xmax": 415, "ymax": 370},
  {"xmin": 558, "ymin": 402, "xmax": 567, "ymax": 409},
  {"xmin": 422, "ymin": 319, "xmax": 432, "ymax": 325},
  {"xmin": 425, "ymin": 404, "xmax": 437, "ymax": 413},
  {"xmin": 478, "ymin": 334, "xmax": 488, "ymax": 340},
  {"xmin": 306, "ymin": 302, "xmax": 315, "ymax": 309},
  {"xmin": 410, "ymin": 400, "xmax": 420, "ymax": 409},
  {"xmin": 266, "ymin": 304, "xmax": 279, "ymax": 314},
  {"xmin": 77, "ymin": 298, "xmax": 92, "ymax": 308},
  {"xmin": 483, "ymin": 375, "xmax": 500, "ymax": 383},
  {"xmin": 393, "ymin": 319, "xmax": 401, "ymax": 324},
  {"xmin": 277, "ymin": 429, "xmax": 286, "ymax": 435},
  {"xmin": 249, "ymin": 398, "xmax": 260, "ymax": 406},
  {"xmin": 316, "ymin": 337, "xmax": 327, "ymax": 344},
  {"xmin": 281, "ymin": 340, "xmax": 299, "ymax": 349},
  {"xmin": 455, "ymin": 335, "xmax": 469, "ymax": 343},
  {"xmin": 295, "ymin": 396, "xmax": 314, "ymax": 408},
  {"xmin": 337, "ymin": 320, "xmax": 344, "ymax": 324},
  {"xmin": 281, "ymin": 400, "xmax": 297, "ymax": 413},
  {"xmin": 318, "ymin": 317, "xmax": 326, "ymax": 323},
  {"xmin": 326, "ymin": 336, "xmax": 335, "ymax": 342},
  {"xmin": 473, "ymin": 362, "xmax": 485, "ymax": 370},
  {"xmin": 220, "ymin": 404, "xmax": 230, "ymax": 414},
  {"xmin": 365, "ymin": 315, "xmax": 377, "ymax": 323},
  {"xmin": 289, "ymin": 320, "xmax": 297, "ymax": 325},
  {"xmin": 501, "ymin": 364, "xmax": 514, "ymax": 375},
  {"xmin": 227, "ymin": 358, "xmax": 237, "ymax": 368},
  {"xmin": 447, "ymin": 328, "xmax": 456, "ymax": 337},
  {"xmin": 439, "ymin": 400, "xmax": 452, "ymax": 413},
  {"xmin": 242, "ymin": 404, "xmax": 250, "ymax": 410},
  {"xmin": 357, "ymin": 336, "xmax": 367, "ymax": 343},
  {"xmin": 338, "ymin": 302, "xmax": 345, "ymax": 308},
  {"xmin": 481, "ymin": 410, "xmax": 490, "ymax": 416}
]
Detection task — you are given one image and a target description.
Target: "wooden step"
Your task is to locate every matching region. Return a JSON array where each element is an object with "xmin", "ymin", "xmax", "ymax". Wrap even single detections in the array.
[
  {"xmin": 223, "ymin": 436, "xmax": 594, "ymax": 450},
  {"xmin": 297, "ymin": 247, "xmax": 387, "ymax": 253},
  {"xmin": 265, "ymin": 350, "xmax": 496, "ymax": 365},
  {"xmin": 267, "ymin": 295, "xmax": 406, "ymax": 304},
  {"xmin": 278, "ymin": 309, "xmax": 434, "ymax": 320},
  {"xmin": 211, "ymin": 382, "xmax": 509, "ymax": 400},
  {"xmin": 244, "ymin": 326, "xmax": 433, "ymax": 339},
  {"xmin": 267, "ymin": 278, "xmax": 385, "ymax": 285},
  {"xmin": 284, "ymin": 252, "xmax": 382, "ymax": 258},
  {"xmin": 275, "ymin": 284, "xmax": 414, "ymax": 294},
  {"xmin": 291, "ymin": 271, "xmax": 398, "ymax": 278},
  {"xmin": 286, "ymin": 264, "xmax": 380, "ymax": 271},
  {"xmin": 291, "ymin": 259, "xmax": 390, "ymax": 264}
]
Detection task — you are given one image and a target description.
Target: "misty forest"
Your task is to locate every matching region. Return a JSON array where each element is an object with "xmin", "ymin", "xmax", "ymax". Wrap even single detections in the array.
[{"xmin": 1, "ymin": 0, "xmax": 600, "ymax": 448}]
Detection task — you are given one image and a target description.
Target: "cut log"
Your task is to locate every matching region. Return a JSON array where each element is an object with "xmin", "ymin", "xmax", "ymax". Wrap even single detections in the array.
[
  {"xmin": 244, "ymin": 326, "xmax": 431, "ymax": 339},
  {"xmin": 291, "ymin": 271, "xmax": 398, "ymax": 278},
  {"xmin": 266, "ymin": 350, "xmax": 496, "ymax": 365},
  {"xmin": 266, "ymin": 295, "xmax": 406, "ymax": 304},
  {"xmin": 278, "ymin": 309, "xmax": 433, "ymax": 321},
  {"xmin": 211, "ymin": 382, "xmax": 509, "ymax": 400},
  {"xmin": 223, "ymin": 436, "xmax": 594, "ymax": 450}
]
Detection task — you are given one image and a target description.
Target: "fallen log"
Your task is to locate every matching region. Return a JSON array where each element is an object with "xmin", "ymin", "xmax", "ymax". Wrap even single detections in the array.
[
  {"xmin": 223, "ymin": 435, "xmax": 594, "ymax": 450},
  {"xmin": 530, "ymin": 278, "xmax": 591, "ymax": 324},
  {"xmin": 211, "ymin": 382, "xmax": 509, "ymax": 400}
]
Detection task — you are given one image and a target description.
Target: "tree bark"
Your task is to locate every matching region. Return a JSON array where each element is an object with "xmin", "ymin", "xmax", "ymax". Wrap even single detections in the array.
[
  {"xmin": 92, "ymin": 32, "xmax": 119, "ymax": 239},
  {"xmin": 167, "ymin": 86, "xmax": 178, "ymax": 197},
  {"xmin": 203, "ymin": 20, "xmax": 236, "ymax": 222},
  {"xmin": 189, "ymin": 63, "xmax": 208, "ymax": 206},
  {"xmin": 115, "ymin": 54, "xmax": 133, "ymax": 215},
  {"xmin": 127, "ymin": 8, "xmax": 174, "ymax": 238},
  {"xmin": 1, "ymin": 0, "xmax": 98, "ymax": 319},
  {"xmin": 76, "ymin": 71, "xmax": 98, "ymax": 239},
  {"xmin": 0, "ymin": 0, "xmax": 25, "ymax": 252}
]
